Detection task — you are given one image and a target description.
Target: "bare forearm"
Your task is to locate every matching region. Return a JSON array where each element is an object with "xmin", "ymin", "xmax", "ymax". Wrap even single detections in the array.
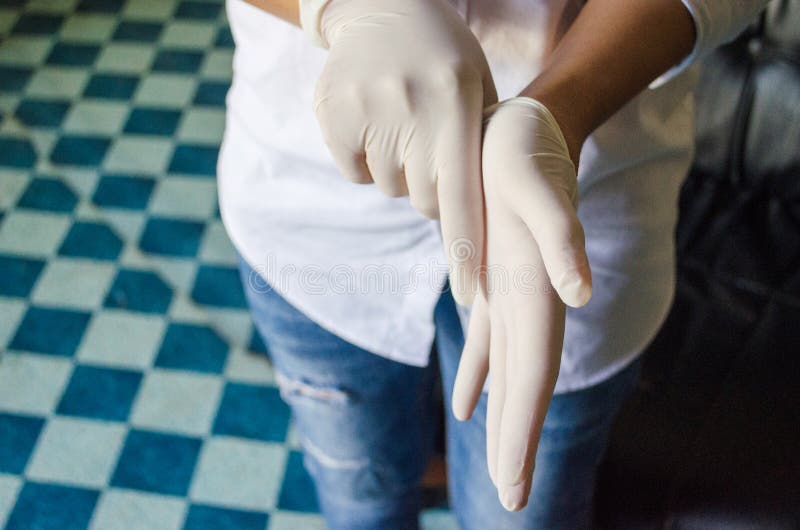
[
  {"xmin": 522, "ymin": 0, "xmax": 696, "ymax": 164},
  {"xmin": 241, "ymin": 0, "xmax": 300, "ymax": 25}
]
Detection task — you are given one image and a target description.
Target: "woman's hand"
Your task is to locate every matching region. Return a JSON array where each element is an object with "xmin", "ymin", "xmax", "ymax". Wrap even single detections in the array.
[
  {"xmin": 310, "ymin": 0, "xmax": 497, "ymax": 305},
  {"xmin": 451, "ymin": 97, "xmax": 592, "ymax": 511}
]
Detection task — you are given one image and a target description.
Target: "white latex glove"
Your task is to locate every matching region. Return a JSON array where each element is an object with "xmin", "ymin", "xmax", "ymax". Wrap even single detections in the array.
[
  {"xmin": 305, "ymin": 0, "xmax": 498, "ymax": 305},
  {"xmin": 451, "ymin": 97, "xmax": 592, "ymax": 511}
]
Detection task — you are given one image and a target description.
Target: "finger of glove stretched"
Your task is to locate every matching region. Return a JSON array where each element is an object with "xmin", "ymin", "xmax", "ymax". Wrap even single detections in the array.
[
  {"xmin": 403, "ymin": 151, "xmax": 439, "ymax": 219},
  {"xmin": 313, "ymin": 90, "xmax": 373, "ymax": 185},
  {"xmin": 452, "ymin": 293, "xmax": 490, "ymax": 421},
  {"xmin": 496, "ymin": 254, "xmax": 565, "ymax": 509},
  {"xmin": 485, "ymin": 304, "xmax": 507, "ymax": 488},
  {"xmin": 515, "ymin": 181, "xmax": 592, "ymax": 308},
  {"xmin": 365, "ymin": 147, "xmax": 408, "ymax": 197},
  {"xmin": 437, "ymin": 89, "xmax": 485, "ymax": 307}
]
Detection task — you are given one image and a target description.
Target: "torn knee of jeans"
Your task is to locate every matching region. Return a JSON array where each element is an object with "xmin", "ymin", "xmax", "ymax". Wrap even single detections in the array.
[
  {"xmin": 301, "ymin": 436, "xmax": 370, "ymax": 471},
  {"xmin": 275, "ymin": 371, "xmax": 350, "ymax": 404}
]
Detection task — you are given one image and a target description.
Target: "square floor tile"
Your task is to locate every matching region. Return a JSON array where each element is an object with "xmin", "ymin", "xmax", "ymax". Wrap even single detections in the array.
[
  {"xmin": 0, "ymin": 298, "xmax": 27, "ymax": 348},
  {"xmin": 111, "ymin": 429, "xmax": 202, "ymax": 496},
  {"xmin": 0, "ymin": 474, "xmax": 23, "ymax": 528},
  {"xmin": 138, "ymin": 216, "xmax": 205, "ymax": 257},
  {"xmin": 0, "ymin": 170, "xmax": 29, "ymax": 210},
  {"xmin": 198, "ymin": 220, "xmax": 237, "ymax": 265},
  {"xmin": 168, "ymin": 143, "xmax": 218, "ymax": 176},
  {"xmin": 131, "ymin": 369, "xmax": 222, "ymax": 436},
  {"xmin": 154, "ymin": 322, "xmax": 228, "ymax": 373},
  {"xmin": 192, "ymin": 80, "xmax": 228, "ymax": 107},
  {"xmin": 212, "ymin": 382, "xmax": 290, "ymax": 443},
  {"xmin": 124, "ymin": 107, "xmax": 181, "ymax": 136},
  {"xmin": 184, "ymin": 504, "xmax": 269, "ymax": 530},
  {"xmin": 224, "ymin": 347, "xmax": 275, "ymax": 385},
  {"xmin": 0, "ymin": 412, "xmax": 45, "ymax": 474},
  {"xmin": 276, "ymin": 450, "xmax": 319, "ymax": 513},
  {"xmin": 160, "ymin": 20, "xmax": 215, "ymax": 47},
  {"xmin": 104, "ymin": 136, "xmax": 173, "ymax": 173},
  {"xmin": 133, "ymin": 73, "xmax": 195, "ymax": 107},
  {"xmin": 25, "ymin": 416, "xmax": 126, "ymax": 488},
  {"xmin": 177, "ymin": 107, "xmax": 224, "ymax": 143},
  {"xmin": 56, "ymin": 364, "xmax": 142, "ymax": 421},
  {"xmin": 0, "ymin": 254, "xmax": 45, "ymax": 297},
  {"xmin": 31, "ymin": 258, "xmax": 116, "ymax": 310},
  {"xmin": 25, "ymin": 67, "xmax": 88, "ymax": 98},
  {"xmin": 149, "ymin": 177, "xmax": 217, "ymax": 219},
  {"xmin": 0, "ymin": 352, "xmax": 73, "ymax": 415},
  {"xmin": 58, "ymin": 220, "xmax": 124, "ymax": 260},
  {"xmin": 11, "ymin": 14, "xmax": 64, "ymax": 35},
  {"xmin": 50, "ymin": 134, "xmax": 112, "ymax": 166},
  {"xmin": 78, "ymin": 311, "xmax": 165, "ymax": 369},
  {"xmin": 62, "ymin": 100, "xmax": 129, "ymax": 135},
  {"xmin": 0, "ymin": 66, "xmax": 33, "ymax": 92},
  {"xmin": 175, "ymin": 1, "xmax": 221, "ymax": 20},
  {"xmin": 16, "ymin": 176, "xmax": 77, "ymax": 212},
  {"xmin": 59, "ymin": 13, "xmax": 116, "ymax": 42},
  {"xmin": 190, "ymin": 436, "xmax": 286, "ymax": 511},
  {"xmin": 92, "ymin": 174, "xmax": 155, "ymax": 210},
  {"xmin": 214, "ymin": 26, "xmax": 234, "ymax": 49},
  {"xmin": 420, "ymin": 510, "xmax": 459, "ymax": 530},
  {"xmin": 14, "ymin": 99, "xmax": 72, "ymax": 128},
  {"xmin": 9, "ymin": 306, "xmax": 91, "ymax": 357},
  {"xmin": 83, "ymin": 73, "xmax": 139, "ymax": 100},
  {"xmin": 4, "ymin": 481, "xmax": 99, "ymax": 530},
  {"xmin": 152, "ymin": 49, "xmax": 203, "ymax": 73},
  {"xmin": 95, "ymin": 43, "xmax": 155, "ymax": 73},
  {"xmin": 46, "ymin": 42, "xmax": 101, "ymax": 67},
  {"xmin": 0, "ymin": 210, "xmax": 70, "ymax": 256},
  {"xmin": 191, "ymin": 264, "xmax": 247, "ymax": 309},
  {"xmin": 76, "ymin": 0, "xmax": 122, "ymax": 13},
  {"xmin": 90, "ymin": 489, "xmax": 186, "ymax": 530},
  {"xmin": 122, "ymin": 0, "xmax": 177, "ymax": 20},
  {"xmin": 201, "ymin": 49, "xmax": 232, "ymax": 79},
  {"xmin": 0, "ymin": 7, "xmax": 20, "ymax": 35},
  {"xmin": 112, "ymin": 20, "xmax": 163, "ymax": 42},
  {"xmin": 104, "ymin": 268, "xmax": 174, "ymax": 314},
  {"xmin": 0, "ymin": 36, "xmax": 53, "ymax": 66},
  {"xmin": 26, "ymin": 0, "xmax": 80, "ymax": 13},
  {"xmin": 0, "ymin": 138, "xmax": 36, "ymax": 168},
  {"xmin": 268, "ymin": 511, "xmax": 326, "ymax": 530}
]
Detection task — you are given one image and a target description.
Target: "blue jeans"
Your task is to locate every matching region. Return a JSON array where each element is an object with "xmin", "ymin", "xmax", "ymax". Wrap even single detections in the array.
[{"xmin": 239, "ymin": 258, "xmax": 641, "ymax": 530}]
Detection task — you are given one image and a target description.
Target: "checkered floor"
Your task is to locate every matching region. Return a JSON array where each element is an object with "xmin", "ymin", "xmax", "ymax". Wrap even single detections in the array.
[{"xmin": 0, "ymin": 1, "xmax": 455, "ymax": 528}]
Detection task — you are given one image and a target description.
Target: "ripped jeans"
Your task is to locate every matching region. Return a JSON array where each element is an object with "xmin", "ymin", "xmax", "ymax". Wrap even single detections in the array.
[{"xmin": 238, "ymin": 257, "xmax": 641, "ymax": 530}]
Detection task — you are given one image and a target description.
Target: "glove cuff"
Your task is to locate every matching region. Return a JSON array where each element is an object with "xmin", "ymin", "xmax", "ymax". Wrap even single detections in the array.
[{"xmin": 299, "ymin": 0, "xmax": 332, "ymax": 48}]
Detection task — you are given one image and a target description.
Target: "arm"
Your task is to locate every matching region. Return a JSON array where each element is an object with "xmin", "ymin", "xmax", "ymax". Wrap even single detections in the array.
[
  {"xmin": 241, "ymin": 0, "xmax": 299, "ymax": 25},
  {"xmin": 526, "ymin": 0, "xmax": 769, "ymax": 164}
]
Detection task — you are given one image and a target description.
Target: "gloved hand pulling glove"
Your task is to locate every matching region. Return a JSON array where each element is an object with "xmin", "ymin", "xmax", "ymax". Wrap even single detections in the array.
[{"xmin": 301, "ymin": 0, "xmax": 498, "ymax": 305}]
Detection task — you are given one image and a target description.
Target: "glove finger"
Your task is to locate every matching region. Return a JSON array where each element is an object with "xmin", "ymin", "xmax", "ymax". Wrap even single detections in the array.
[
  {"xmin": 313, "ymin": 91, "xmax": 373, "ymax": 185},
  {"xmin": 403, "ymin": 151, "xmax": 439, "ymax": 219},
  {"xmin": 452, "ymin": 292, "xmax": 490, "ymax": 421},
  {"xmin": 437, "ymin": 88, "xmax": 485, "ymax": 306},
  {"xmin": 496, "ymin": 244, "xmax": 564, "ymax": 508},
  {"xmin": 485, "ymin": 302, "xmax": 507, "ymax": 488},
  {"xmin": 365, "ymin": 147, "xmax": 408, "ymax": 197},
  {"xmin": 515, "ymin": 182, "xmax": 591, "ymax": 308}
]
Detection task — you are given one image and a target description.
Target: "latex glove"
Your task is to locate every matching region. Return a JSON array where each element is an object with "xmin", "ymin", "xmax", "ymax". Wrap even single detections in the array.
[
  {"xmin": 451, "ymin": 97, "xmax": 592, "ymax": 511},
  {"xmin": 307, "ymin": 0, "xmax": 498, "ymax": 305}
]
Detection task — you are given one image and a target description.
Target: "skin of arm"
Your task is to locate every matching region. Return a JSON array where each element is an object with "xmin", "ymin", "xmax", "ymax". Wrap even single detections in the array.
[{"xmin": 523, "ymin": 0, "xmax": 697, "ymax": 165}]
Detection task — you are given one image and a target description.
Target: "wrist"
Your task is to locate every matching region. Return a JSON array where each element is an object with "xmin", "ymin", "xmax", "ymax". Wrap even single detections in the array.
[
  {"xmin": 299, "ymin": 0, "xmax": 333, "ymax": 47},
  {"xmin": 519, "ymin": 81, "xmax": 589, "ymax": 169}
]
